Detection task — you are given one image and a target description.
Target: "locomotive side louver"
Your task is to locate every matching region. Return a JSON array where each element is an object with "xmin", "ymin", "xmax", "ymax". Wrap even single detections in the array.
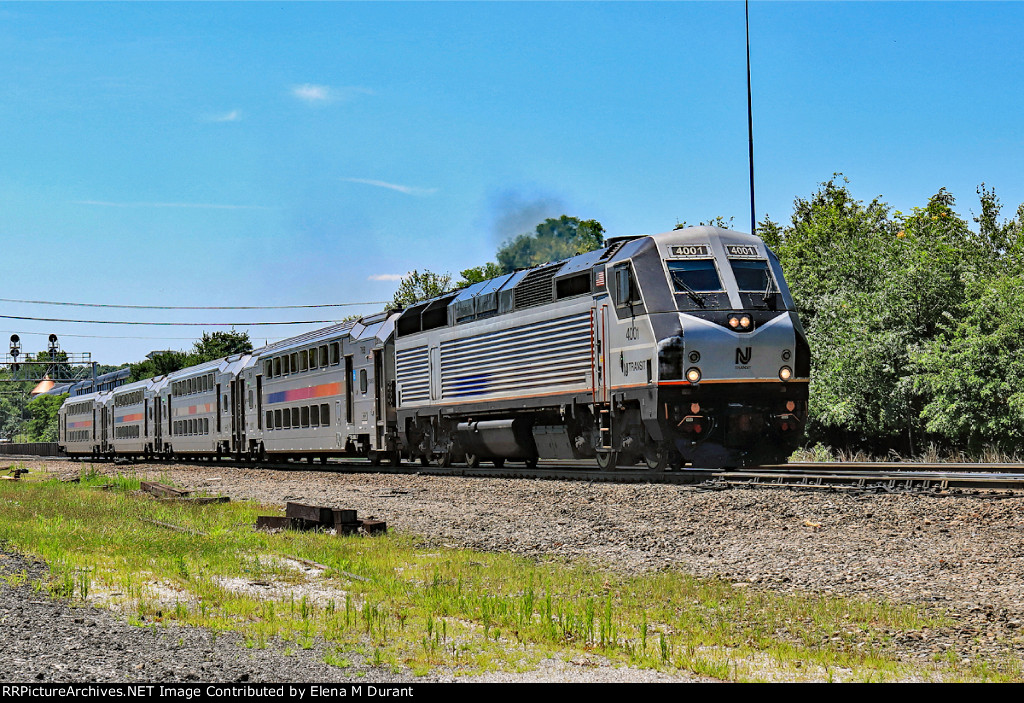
[
  {"xmin": 513, "ymin": 264, "xmax": 560, "ymax": 310},
  {"xmin": 395, "ymin": 345, "xmax": 430, "ymax": 404},
  {"xmin": 440, "ymin": 313, "xmax": 591, "ymax": 399}
]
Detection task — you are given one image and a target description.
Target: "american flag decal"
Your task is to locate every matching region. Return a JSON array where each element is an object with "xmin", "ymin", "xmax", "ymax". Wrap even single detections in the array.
[{"xmin": 595, "ymin": 270, "xmax": 605, "ymax": 287}]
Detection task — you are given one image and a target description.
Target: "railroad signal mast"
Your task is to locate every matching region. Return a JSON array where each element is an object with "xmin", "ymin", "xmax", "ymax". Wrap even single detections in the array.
[{"xmin": 1, "ymin": 333, "xmax": 97, "ymax": 386}]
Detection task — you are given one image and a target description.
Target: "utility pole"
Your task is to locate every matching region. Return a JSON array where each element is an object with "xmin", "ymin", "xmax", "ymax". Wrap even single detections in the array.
[{"xmin": 746, "ymin": 0, "xmax": 756, "ymax": 234}]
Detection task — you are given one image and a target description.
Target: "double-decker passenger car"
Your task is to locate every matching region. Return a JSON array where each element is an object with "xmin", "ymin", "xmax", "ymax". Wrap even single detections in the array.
[{"xmin": 237, "ymin": 312, "xmax": 400, "ymax": 463}]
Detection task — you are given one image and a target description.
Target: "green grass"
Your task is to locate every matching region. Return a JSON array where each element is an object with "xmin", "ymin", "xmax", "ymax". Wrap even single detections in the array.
[{"xmin": 0, "ymin": 467, "xmax": 1018, "ymax": 682}]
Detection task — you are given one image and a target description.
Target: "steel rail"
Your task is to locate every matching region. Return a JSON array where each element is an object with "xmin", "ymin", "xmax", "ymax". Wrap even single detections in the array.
[{"xmin": 13, "ymin": 455, "xmax": 1024, "ymax": 492}]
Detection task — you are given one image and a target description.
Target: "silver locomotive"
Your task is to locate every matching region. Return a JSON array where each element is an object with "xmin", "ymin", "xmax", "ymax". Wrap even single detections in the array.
[{"xmin": 394, "ymin": 226, "xmax": 808, "ymax": 469}]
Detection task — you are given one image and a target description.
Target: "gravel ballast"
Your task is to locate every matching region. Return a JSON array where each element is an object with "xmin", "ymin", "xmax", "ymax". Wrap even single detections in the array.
[{"xmin": 4, "ymin": 458, "xmax": 1024, "ymax": 681}]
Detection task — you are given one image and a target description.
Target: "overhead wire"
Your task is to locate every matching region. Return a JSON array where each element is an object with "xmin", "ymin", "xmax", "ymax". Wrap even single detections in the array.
[
  {"xmin": 0, "ymin": 329, "xmax": 287, "ymax": 342},
  {"xmin": 0, "ymin": 314, "xmax": 343, "ymax": 326},
  {"xmin": 0, "ymin": 297, "xmax": 388, "ymax": 310}
]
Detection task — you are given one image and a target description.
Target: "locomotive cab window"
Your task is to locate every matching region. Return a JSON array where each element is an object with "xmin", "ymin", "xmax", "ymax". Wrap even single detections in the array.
[
  {"xmin": 729, "ymin": 259, "xmax": 775, "ymax": 292},
  {"xmin": 667, "ymin": 259, "xmax": 722, "ymax": 292},
  {"xmin": 612, "ymin": 264, "xmax": 640, "ymax": 308},
  {"xmin": 730, "ymin": 258, "xmax": 780, "ymax": 309}
]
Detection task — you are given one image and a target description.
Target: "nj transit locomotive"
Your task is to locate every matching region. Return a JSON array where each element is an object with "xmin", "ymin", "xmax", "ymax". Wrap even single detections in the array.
[{"xmin": 58, "ymin": 226, "xmax": 808, "ymax": 470}]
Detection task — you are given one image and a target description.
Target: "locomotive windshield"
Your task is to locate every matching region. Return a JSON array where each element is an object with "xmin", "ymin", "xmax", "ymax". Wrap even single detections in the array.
[
  {"xmin": 667, "ymin": 259, "xmax": 722, "ymax": 292},
  {"xmin": 729, "ymin": 259, "xmax": 776, "ymax": 293},
  {"xmin": 667, "ymin": 259, "xmax": 723, "ymax": 308}
]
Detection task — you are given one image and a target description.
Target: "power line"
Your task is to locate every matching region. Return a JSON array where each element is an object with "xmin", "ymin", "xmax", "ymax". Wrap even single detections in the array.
[
  {"xmin": 0, "ymin": 297, "xmax": 388, "ymax": 310},
  {"xmin": 0, "ymin": 329, "xmax": 288, "ymax": 342},
  {"xmin": 0, "ymin": 314, "xmax": 344, "ymax": 327}
]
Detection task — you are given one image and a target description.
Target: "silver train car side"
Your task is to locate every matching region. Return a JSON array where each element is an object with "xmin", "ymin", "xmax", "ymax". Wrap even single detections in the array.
[{"xmin": 59, "ymin": 226, "xmax": 807, "ymax": 470}]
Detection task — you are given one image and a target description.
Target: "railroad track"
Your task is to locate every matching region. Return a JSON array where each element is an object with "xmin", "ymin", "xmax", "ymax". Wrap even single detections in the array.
[{"xmin": 9, "ymin": 453, "xmax": 1024, "ymax": 494}]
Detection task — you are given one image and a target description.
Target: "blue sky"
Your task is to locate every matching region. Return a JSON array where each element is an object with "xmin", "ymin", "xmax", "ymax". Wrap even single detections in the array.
[{"xmin": 2, "ymin": 2, "xmax": 1022, "ymax": 365}]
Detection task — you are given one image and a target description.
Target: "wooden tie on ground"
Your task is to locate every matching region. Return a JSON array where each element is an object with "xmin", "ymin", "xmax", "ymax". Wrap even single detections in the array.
[
  {"xmin": 254, "ymin": 501, "xmax": 386, "ymax": 536},
  {"xmin": 140, "ymin": 480, "xmax": 229, "ymax": 504}
]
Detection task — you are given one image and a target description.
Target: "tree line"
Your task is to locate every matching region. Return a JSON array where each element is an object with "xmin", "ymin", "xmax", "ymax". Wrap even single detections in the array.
[{"xmin": 761, "ymin": 176, "xmax": 1023, "ymax": 457}]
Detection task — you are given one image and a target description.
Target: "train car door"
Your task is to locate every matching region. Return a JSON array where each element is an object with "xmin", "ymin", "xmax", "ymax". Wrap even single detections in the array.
[
  {"xmin": 591, "ymin": 303, "xmax": 611, "ymax": 404},
  {"xmin": 232, "ymin": 379, "xmax": 246, "ymax": 455},
  {"xmin": 100, "ymin": 406, "xmax": 109, "ymax": 452},
  {"xmin": 154, "ymin": 397, "xmax": 162, "ymax": 452},
  {"xmin": 345, "ymin": 355, "xmax": 354, "ymax": 424},
  {"xmin": 373, "ymin": 349, "xmax": 384, "ymax": 450},
  {"xmin": 256, "ymin": 375, "xmax": 263, "ymax": 431}
]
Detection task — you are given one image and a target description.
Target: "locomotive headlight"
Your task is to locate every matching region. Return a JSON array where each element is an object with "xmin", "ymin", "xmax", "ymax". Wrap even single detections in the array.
[
  {"xmin": 779, "ymin": 366, "xmax": 793, "ymax": 381},
  {"xmin": 686, "ymin": 367, "xmax": 702, "ymax": 384},
  {"xmin": 728, "ymin": 314, "xmax": 753, "ymax": 330}
]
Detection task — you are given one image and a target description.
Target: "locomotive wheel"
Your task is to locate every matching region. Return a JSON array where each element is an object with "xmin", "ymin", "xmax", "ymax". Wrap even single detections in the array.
[
  {"xmin": 389, "ymin": 451, "xmax": 402, "ymax": 467},
  {"xmin": 524, "ymin": 457, "xmax": 538, "ymax": 469},
  {"xmin": 492, "ymin": 458, "xmax": 506, "ymax": 468},
  {"xmin": 369, "ymin": 451, "xmax": 381, "ymax": 466},
  {"xmin": 643, "ymin": 444, "xmax": 669, "ymax": 471},
  {"xmin": 419, "ymin": 454, "xmax": 430, "ymax": 467},
  {"xmin": 465, "ymin": 452, "xmax": 481, "ymax": 468},
  {"xmin": 595, "ymin": 450, "xmax": 618, "ymax": 470},
  {"xmin": 436, "ymin": 451, "xmax": 453, "ymax": 468}
]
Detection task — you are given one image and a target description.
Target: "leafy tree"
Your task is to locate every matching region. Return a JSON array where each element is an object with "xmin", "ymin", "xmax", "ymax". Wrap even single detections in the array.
[
  {"xmin": 457, "ymin": 262, "xmax": 505, "ymax": 287},
  {"xmin": 913, "ymin": 274, "xmax": 1024, "ymax": 453},
  {"xmin": 127, "ymin": 331, "xmax": 252, "ymax": 382},
  {"xmin": 391, "ymin": 270, "xmax": 454, "ymax": 308},
  {"xmin": 25, "ymin": 349, "xmax": 73, "ymax": 381},
  {"xmin": 767, "ymin": 175, "xmax": 1024, "ymax": 456},
  {"xmin": 192, "ymin": 330, "xmax": 252, "ymax": 363},
  {"xmin": 128, "ymin": 350, "xmax": 194, "ymax": 383},
  {"xmin": 673, "ymin": 216, "xmax": 735, "ymax": 231},
  {"xmin": 770, "ymin": 175, "xmax": 896, "ymax": 329},
  {"xmin": 388, "ymin": 216, "xmax": 605, "ymax": 307},
  {"xmin": 24, "ymin": 393, "xmax": 64, "ymax": 442},
  {"xmin": 0, "ymin": 390, "xmax": 28, "ymax": 440},
  {"xmin": 495, "ymin": 216, "xmax": 605, "ymax": 272}
]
